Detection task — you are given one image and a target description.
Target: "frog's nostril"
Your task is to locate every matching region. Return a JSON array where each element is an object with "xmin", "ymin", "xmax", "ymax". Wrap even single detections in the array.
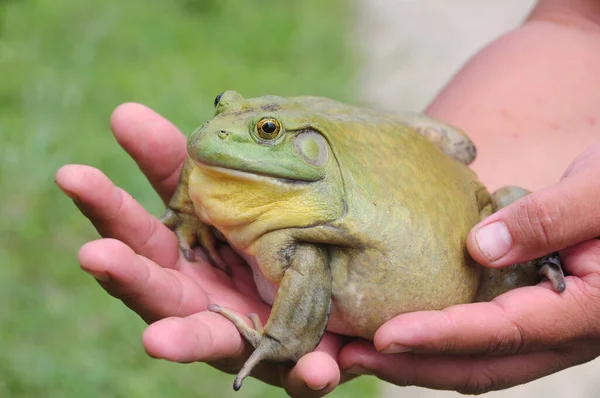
[{"xmin": 217, "ymin": 130, "xmax": 229, "ymax": 139}]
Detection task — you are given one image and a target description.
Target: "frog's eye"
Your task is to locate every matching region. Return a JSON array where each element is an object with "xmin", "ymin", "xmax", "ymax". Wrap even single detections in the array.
[
  {"xmin": 214, "ymin": 92, "xmax": 224, "ymax": 108},
  {"xmin": 256, "ymin": 117, "xmax": 281, "ymax": 140}
]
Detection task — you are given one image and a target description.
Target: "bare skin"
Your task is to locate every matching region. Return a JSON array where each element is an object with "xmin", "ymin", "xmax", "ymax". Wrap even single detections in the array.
[{"xmin": 55, "ymin": 0, "xmax": 600, "ymax": 396}]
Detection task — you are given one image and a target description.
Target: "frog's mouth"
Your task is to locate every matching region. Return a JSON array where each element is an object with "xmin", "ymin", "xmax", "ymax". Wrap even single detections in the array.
[
  {"xmin": 187, "ymin": 129, "xmax": 326, "ymax": 183},
  {"xmin": 193, "ymin": 160, "xmax": 314, "ymax": 185}
]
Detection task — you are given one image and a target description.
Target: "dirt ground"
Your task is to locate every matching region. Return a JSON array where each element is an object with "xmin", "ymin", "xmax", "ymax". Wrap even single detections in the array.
[{"xmin": 355, "ymin": 1, "xmax": 600, "ymax": 397}]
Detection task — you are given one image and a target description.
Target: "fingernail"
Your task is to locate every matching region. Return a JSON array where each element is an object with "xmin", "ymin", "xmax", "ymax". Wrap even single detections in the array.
[
  {"xmin": 344, "ymin": 364, "xmax": 374, "ymax": 376},
  {"xmin": 306, "ymin": 381, "xmax": 329, "ymax": 392},
  {"xmin": 85, "ymin": 269, "xmax": 110, "ymax": 282},
  {"xmin": 380, "ymin": 343, "xmax": 412, "ymax": 354},
  {"xmin": 475, "ymin": 221, "xmax": 512, "ymax": 261}
]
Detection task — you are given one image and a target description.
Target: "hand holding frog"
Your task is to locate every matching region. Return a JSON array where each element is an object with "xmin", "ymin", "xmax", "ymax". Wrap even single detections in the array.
[
  {"xmin": 340, "ymin": 143, "xmax": 600, "ymax": 394},
  {"xmin": 55, "ymin": 103, "xmax": 346, "ymax": 397}
]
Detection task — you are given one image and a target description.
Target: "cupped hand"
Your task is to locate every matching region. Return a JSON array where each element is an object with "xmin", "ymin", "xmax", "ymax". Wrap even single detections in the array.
[
  {"xmin": 55, "ymin": 103, "xmax": 346, "ymax": 397},
  {"xmin": 339, "ymin": 143, "xmax": 600, "ymax": 394}
]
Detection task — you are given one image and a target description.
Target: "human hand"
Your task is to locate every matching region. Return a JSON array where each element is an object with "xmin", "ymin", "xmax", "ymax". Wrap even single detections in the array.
[
  {"xmin": 339, "ymin": 143, "xmax": 600, "ymax": 394},
  {"xmin": 55, "ymin": 103, "xmax": 348, "ymax": 397}
]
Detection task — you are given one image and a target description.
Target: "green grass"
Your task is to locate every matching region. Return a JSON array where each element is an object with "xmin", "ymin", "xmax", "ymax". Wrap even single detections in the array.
[{"xmin": 0, "ymin": 0, "xmax": 378, "ymax": 396}]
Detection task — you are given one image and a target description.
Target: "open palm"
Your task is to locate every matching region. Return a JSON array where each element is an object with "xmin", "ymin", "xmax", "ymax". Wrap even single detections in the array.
[{"xmin": 55, "ymin": 103, "xmax": 347, "ymax": 397}]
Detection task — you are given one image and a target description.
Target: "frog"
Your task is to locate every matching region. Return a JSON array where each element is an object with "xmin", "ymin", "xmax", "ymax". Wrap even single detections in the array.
[{"xmin": 161, "ymin": 91, "xmax": 566, "ymax": 391}]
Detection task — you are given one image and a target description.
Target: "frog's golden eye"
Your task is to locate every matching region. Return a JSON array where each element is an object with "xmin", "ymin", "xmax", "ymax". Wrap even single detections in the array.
[{"xmin": 256, "ymin": 117, "xmax": 281, "ymax": 140}]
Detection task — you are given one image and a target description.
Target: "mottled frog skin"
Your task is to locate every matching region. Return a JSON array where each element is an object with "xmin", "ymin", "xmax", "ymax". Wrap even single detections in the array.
[{"xmin": 161, "ymin": 91, "xmax": 565, "ymax": 390}]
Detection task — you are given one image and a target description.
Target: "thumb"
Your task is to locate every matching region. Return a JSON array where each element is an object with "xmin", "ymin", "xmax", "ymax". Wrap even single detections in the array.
[{"xmin": 467, "ymin": 151, "xmax": 600, "ymax": 267}]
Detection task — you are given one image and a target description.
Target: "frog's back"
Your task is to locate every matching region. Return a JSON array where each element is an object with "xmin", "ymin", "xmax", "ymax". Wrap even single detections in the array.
[{"xmin": 292, "ymin": 97, "xmax": 488, "ymax": 338}]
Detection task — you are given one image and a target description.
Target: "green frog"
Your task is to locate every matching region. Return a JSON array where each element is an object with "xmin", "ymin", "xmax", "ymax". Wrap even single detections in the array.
[{"xmin": 161, "ymin": 91, "xmax": 565, "ymax": 390}]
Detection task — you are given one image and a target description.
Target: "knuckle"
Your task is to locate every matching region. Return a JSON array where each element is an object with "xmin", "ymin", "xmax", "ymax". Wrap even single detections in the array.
[
  {"xmin": 170, "ymin": 271, "xmax": 187, "ymax": 317},
  {"xmin": 551, "ymin": 347, "xmax": 577, "ymax": 371},
  {"xmin": 568, "ymin": 279, "xmax": 600, "ymax": 339},
  {"xmin": 136, "ymin": 215, "xmax": 159, "ymax": 256},
  {"xmin": 110, "ymin": 187, "xmax": 130, "ymax": 221},
  {"xmin": 458, "ymin": 367, "xmax": 499, "ymax": 395},
  {"xmin": 438, "ymin": 311, "xmax": 459, "ymax": 353},
  {"xmin": 516, "ymin": 194, "xmax": 565, "ymax": 249},
  {"xmin": 485, "ymin": 322, "xmax": 526, "ymax": 355}
]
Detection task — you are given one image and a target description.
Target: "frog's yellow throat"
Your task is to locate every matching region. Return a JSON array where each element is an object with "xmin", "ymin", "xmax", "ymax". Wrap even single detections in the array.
[{"xmin": 187, "ymin": 164, "xmax": 342, "ymax": 249}]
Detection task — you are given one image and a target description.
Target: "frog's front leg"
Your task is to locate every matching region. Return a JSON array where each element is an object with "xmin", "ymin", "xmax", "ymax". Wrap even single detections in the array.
[
  {"xmin": 160, "ymin": 157, "xmax": 229, "ymax": 273},
  {"xmin": 209, "ymin": 243, "xmax": 332, "ymax": 391}
]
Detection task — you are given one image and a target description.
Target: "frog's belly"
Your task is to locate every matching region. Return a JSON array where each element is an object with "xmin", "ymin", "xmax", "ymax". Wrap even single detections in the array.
[
  {"xmin": 237, "ymin": 246, "xmax": 479, "ymax": 340},
  {"xmin": 239, "ymin": 252, "xmax": 278, "ymax": 306}
]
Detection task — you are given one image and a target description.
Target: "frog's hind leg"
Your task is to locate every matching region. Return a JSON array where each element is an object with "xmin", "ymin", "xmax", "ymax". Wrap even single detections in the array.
[
  {"xmin": 208, "ymin": 244, "xmax": 332, "ymax": 391},
  {"xmin": 475, "ymin": 186, "xmax": 566, "ymax": 301}
]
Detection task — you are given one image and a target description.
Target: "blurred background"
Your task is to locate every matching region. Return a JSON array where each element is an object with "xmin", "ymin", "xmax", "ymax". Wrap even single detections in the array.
[
  {"xmin": 0, "ymin": 0, "xmax": 364, "ymax": 397},
  {"xmin": 2, "ymin": 0, "xmax": 599, "ymax": 397}
]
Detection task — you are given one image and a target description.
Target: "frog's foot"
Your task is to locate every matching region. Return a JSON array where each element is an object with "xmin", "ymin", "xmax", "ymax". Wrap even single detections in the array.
[
  {"xmin": 538, "ymin": 253, "xmax": 566, "ymax": 293},
  {"xmin": 208, "ymin": 304, "xmax": 263, "ymax": 348},
  {"xmin": 208, "ymin": 304, "xmax": 286, "ymax": 391},
  {"xmin": 398, "ymin": 113, "xmax": 477, "ymax": 164},
  {"xmin": 161, "ymin": 208, "xmax": 230, "ymax": 274}
]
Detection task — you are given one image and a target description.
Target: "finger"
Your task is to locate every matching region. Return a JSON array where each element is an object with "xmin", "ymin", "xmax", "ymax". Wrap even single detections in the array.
[
  {"xmin": 144, "ymin": 311, "xmax": 342, "ymax": 396},
  {"xmin": 110, "ymin": 102, "xmax": 188, "ymax": 204},
  {"xmin": 78, "ymin": 238, "xmax": 208, "ymax": 323},
  {"xmin": 144, "ymin": 310, "xmax": 283, "ymax": 388},
  {"xmin": 340, "ymin": 339, "xmax": 599, "ymax": 394},
  {"xmin": 143, "ymin": 311, "xmax": 249, "ymax": 364},
  {"xmin": 373, "ymin": 260, "xmax": 600, "ymax": 356},
  {"xmin": 467, "ymin": 157, "xmax": 600, "ymax": 266},
  {"xmin": 56, "ymin": 164, "xmax": 180, "ymax": 268},
  {"xmin": 281, "ymin": 337, "xmax": 342, "ymax": 397}
]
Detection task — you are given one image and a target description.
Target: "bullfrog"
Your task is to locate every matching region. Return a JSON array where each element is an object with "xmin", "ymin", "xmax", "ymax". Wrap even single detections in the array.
[{"xmin": 161, "ymin": 91, "xmax": 565, "ymax": 390}]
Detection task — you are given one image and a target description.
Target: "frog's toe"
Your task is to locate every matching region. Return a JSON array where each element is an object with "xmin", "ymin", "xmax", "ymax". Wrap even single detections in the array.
[
  {"xmin": 246, "ymin": 313, "xmax": 264, "ymax": 334},
  {"xmin": 538, "ymin": 253, "xmax": 566, "ymax": 293},
  {"xmin": 173, "ymin": 228, "xmax": 196, "ymax": 261},
  {"xmin": 208, "ymin": 304, "xmax": 263, "ymax": 347},
  {"xmin": 180, "ymin": 248, "xmax": 194, "ymax": 262},
  {"xmin": 209, "ymin": 304, "xmax": 296, "ymax": 391},
  {"xmin": 161, "ymin": 209, "xmax": 231, "ymax": 274},
  {"xmin": 198, "ymin": 227, "xmax": 231, "ymax": 275},
  {"xmin": 161, "ymin": 209, "xmax": 199, "ymax": 259}
]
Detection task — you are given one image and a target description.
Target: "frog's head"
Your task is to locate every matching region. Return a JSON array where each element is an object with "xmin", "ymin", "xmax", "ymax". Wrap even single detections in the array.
[
  {"xmin": 186, "ymin": 91, "xmax": 344, "ymax": 246},
  {"xmin": 188, "ymin": 90, "xmax": 331, "ymax": 182}
]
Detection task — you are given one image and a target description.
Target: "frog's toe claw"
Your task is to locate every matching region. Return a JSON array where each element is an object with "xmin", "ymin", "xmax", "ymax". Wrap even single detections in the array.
[
  {"xmin": 198, "ymin": 226, "xmax": 232, "ymax": 275},
  {"xmin": 182, "ymin": 249, "xmax": 195, "ymax": 262},
  {"xmin": 207, "ymin": 249, "xmax": 231, "ymax": 275},
  {"xmin": 538, "ymin": 253, "xmax": 566, "ymax": 293},
  {"xmin": 207, "ymin": 303, "xmax": 222, "ymax": 312},
  {"xmin": 232, "ymin": 334, "xmax": 285, "ymax": 391}
]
